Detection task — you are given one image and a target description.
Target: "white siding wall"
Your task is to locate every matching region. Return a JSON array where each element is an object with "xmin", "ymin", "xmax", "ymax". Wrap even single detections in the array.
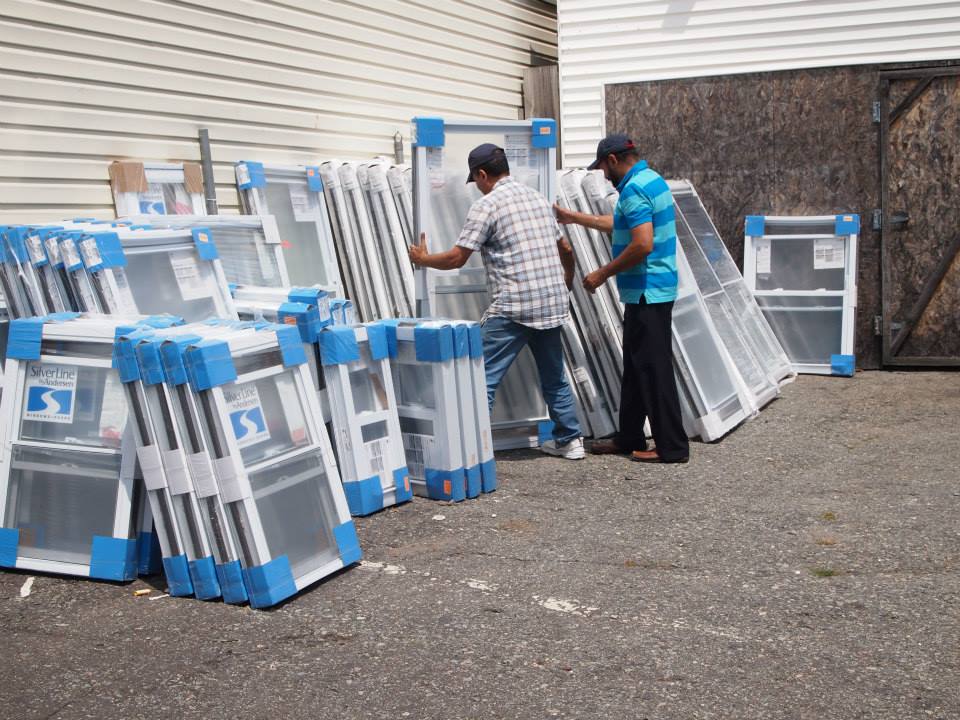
[
  {"xmin": 0, "ymin": 0, "xmax": 557, "ymax": 221},
  {"xmin": 559, "ymin": 0, "xmax": 960, "ymax": 167}
]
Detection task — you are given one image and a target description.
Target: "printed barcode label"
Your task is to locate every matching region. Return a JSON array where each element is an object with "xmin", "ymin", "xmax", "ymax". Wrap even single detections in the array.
[
  {"xmin": 813, "ymin": 238, "xmax": 845, "ymax": 269},
  {"xmin": 26, "ymin": 236, "xmax": 45, "ymax": 263},
  {"xmin": 79, "ymin": 238, "xmax": 102, "ymax": 268},
  {"xmin": 170, "ymin": 252, "xmax": 208, "ymax": 301}
]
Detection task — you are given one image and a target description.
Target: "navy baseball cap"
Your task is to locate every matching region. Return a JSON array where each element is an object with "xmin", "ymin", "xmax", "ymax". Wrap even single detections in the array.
[
  {"xmin": 587, "ymin": 133, "xmax": 637, "ymax": 170},
  {"xmin": 466, "ymin": 143, "xmax": 506, "ymax": 183}
]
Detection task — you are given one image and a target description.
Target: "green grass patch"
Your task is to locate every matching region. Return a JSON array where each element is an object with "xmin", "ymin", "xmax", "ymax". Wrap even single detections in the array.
[{"xmin": 810, "ymin": 566, "xmax": 840, "ymax": 578}]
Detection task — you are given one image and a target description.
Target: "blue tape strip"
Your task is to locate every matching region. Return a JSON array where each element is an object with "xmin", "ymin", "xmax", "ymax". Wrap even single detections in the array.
[
  {"xmin": 538, "ymin": 420, "xmax": 555, "ymax": 445},
  {"xmin": 287, "ymin": 286, "xmax": 326, "ymax": 305},
  {"xmin": 414, "ymin": 324, "xmax": 454, "ymax": 362},
  {"xmin": 5, "ymin": 226, "xmax": 30, "ymax": 262},
  {"xmin": 142, "ymin": 314, "xmax": 183, "ymax": 329},
  {"xmin": 305, "ymin": 166, "xmax": 323, "ymax": 192},
  {"xmin": 237, "ymin": 161, "xmax": 266, "ymax": 190},
  {"xmin": 272, "ymin": 323, "xmax": 308, "ymax": 367},
  {"xmin": 366, "ymin": 322, "xmax": 390, "ymax": 361},
  {"xmin": 424, "ymin": 467, "xmax": 466, "ymax": 503},
  {"xmin": 191, "ymin": 227, "xmax": 219, "ymax": 260},
  {"xmin": 412, "ymin": 116, "xmax": 444, "ymax": 147},
  {"xmin": 333, "ymin": 521, "xmax": 362, "ymax": 566},
  {"xmin": 89, "ymin": 232, "xmax": 127, "ymax": 270},
  {"xmin": 186, "ymin": 339, "xmax": 238, "ymax": 391},
  {"xmin": 277, "ymin": 301, "xmax": 321, "ymax": 344},
  {"xmin": 745, "ymin": 215, "xmax": 765, "ymax": 236},
  {"xmin": 215, "ymin": 559, "xmax": 248, "ymax": 604},
  {"xmin": 467, "ymin": 323, "xmax": 483, "ymax": 360},
  {"xmin": 135, "ymin": 338, "xmax": 167, "ymax": 386},
  {"xmin": 137, "ymin": 530, "xmax": 162, "ymax": 576},
  {"xmin": 319, "ymin": 325, "xmax": 360, "ymax": 366},
  {"xmin": 835, "ymin": 214, "xmax": 860, "ymax": 235},
  {"xmin": 113, "ymin": 336, "xmax": 142, "ymax": 383},
  {"xmin": 344, "ymin": 475, "xmax": 385, "ymax": 516},
  {"xmin": 89, "ymin": 536, "xmax": 138, "ymax": 582},
  {"xmin": 0, "ymin": 527, "xmax": 19, "ymax": 567},
  {"xmin": 393, "ymin": 466, "xmax": 412, "ymax": 504},
  {"xmin": 830, "ymin": 354, "xmax": 855, "ymax": 377},
  {"xmin": 480, "ymin": 457, "xmax": 498, "ymax": 494},
  {"xmin": 452, "ymin": 323, "xmax": 469, "ymax": 359},
  {"xmin": 160, "ymin": 334, "xmax": 201, "ymax": 386},
  {"xmin": 531, "ymin": 118, "xmax": 557, "ymax": 149},
  {"xmin": 242, "ymin": 554, "xmax": 298, "ymax": 609},
  {"xmin": 7, "ymin": 317, "xmax": 46, "ymax": 360},
  {"xmin": 162, "ymin": 554, "xmax": 195, "ymax": 596},
  {"xmin": 465, "ymin": 464, "xmax": 481, "ymax": 499},
  {"xmin": 188, "ymin": 555, "xmax": 222, "ymax": 600},
  {"xmin": 378, "ymin": 319, "xmax": 400, "ymax": 358}
]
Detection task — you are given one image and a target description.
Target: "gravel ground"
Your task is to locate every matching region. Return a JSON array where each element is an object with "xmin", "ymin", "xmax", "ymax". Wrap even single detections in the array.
[{"xmin": 1, "ymin": 371, "xmax": 958, "ymax": 720}]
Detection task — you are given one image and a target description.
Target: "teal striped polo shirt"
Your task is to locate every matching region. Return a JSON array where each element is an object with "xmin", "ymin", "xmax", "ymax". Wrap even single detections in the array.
[{"xmin": 611, "ymin": 160, "xmax": 679, "ymax": 304}]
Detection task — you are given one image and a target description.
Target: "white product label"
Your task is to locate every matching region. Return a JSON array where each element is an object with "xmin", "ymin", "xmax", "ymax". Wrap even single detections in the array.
[
  {"xmin": 572, "ymin": 367, "xmax": 591, "ymax": 386},
  {"xmin": 170, "ymin": 252, "xmax": 208, "ymax": 301},
  {"xmin": 138, "ymin": 184, "xmax": 167, "ymax": 214},
  {"xmin": 187, "ymin": 452, "xmax": 218, "ymax": 498},
  {"xmin": 275, "ymin": 375, "xmax": 307, "ymax": 445},
  {"xmin": 236, "ymin": 164, "xmax": 251, "ymax": 187},
  {"xmin": 289, "ymin": 183, "xmax": 318, "ymax": 222},
  {"xmin": 61, "ymin": 240, "xmax": 81, "ymax": 269},
  {"xmin": 367, "ymin": 167, "xmax": 388, "ymax": 192},
  {"xmin": 504, "ymin": 134, "xmax": 531, "ymax": 168},
  {"xmin": 426, "ymin": 147, "xmax": 445, "ymax": 189},
  {"xmin": 25, "ymin": 363, "xmax": 78, "ymax": 424},
  {"xmin": 44, "ymin": 236, "xmax": 61, "ymax": 264},
  {"xmin": 79, "ymin": 238, "xmax": 102, "ymax": 268},
  {"xmin": 113, "ymin": 268, "xmax": 138, "ymax": 310},
  {"xmin": 813, "ymin": 238, "xmax": 845, "ymax": 269},
  {"xmin": 26, "ymin": 235, "xmax": 45, "ymax": 264},
  {"xmin": 754, "ymin": 237, "xmax": 771, "ymax": 275},
  {"xmin": 224, "ymin": 384, "xmax": 271, "ymax": 449}
]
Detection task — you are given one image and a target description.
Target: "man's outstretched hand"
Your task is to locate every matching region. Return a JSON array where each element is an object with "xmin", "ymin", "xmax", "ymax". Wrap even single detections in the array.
[
  {"xmin": 553, "ymin": 204, "xmax": 578, "ymax": 225},
  {"xmin": 409, "ymin": 232, "xmax": 429, "ymax": 266}
]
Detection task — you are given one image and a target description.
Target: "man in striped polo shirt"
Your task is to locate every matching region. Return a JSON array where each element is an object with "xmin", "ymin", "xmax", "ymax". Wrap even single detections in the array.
[{"xmin": 554, "ymin": 134, "xmax": 689, "ymax": 463}]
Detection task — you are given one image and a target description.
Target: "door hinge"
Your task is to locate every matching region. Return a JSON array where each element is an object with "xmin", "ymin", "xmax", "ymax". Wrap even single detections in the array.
[
  {"xmin": 872, "ymin": 101, "xmax": 881, "ymax": 123},
  {"xmin": 874, "ymin": 315, "xmax": 883, "ymax": 336},
  {"xmin": 872, "ymin": 209, "xmax": 882, "ymax": 231}
]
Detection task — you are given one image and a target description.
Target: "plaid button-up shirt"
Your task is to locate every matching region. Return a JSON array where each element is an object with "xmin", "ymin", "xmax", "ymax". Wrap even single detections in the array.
[{"xmin": 455, "ymin": 177, "xmax": 569, "ymax": 330}]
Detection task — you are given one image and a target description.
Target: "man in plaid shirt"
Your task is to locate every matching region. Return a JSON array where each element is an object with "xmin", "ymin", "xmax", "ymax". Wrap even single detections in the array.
[{"xmin": 409, "ymin": 143, "xmax": 585, "ymax": 460}]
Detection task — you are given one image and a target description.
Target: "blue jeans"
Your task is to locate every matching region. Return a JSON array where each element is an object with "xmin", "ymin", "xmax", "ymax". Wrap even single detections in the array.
[{"xmin": 481, "ymin": 316, "xmax": 581, "ymax": 445}]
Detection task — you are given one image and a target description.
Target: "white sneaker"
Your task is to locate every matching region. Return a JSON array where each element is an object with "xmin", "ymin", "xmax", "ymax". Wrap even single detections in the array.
[{"xmin": 540, "ymin": 437, "xmax": 586, "ymax": 460}]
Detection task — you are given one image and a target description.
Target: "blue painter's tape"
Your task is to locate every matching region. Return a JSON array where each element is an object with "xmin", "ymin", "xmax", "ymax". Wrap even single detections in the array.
[
  {"xmin": 160, "ymin": 334, "xmax": 201, "ymax": 386},
  {"xmin": 830, "ymin": 354, "xmax": 855, "ymax": 377},
  {"xmin": 89, "ymin": 536, "xmax": 137, "ymax": 582},
  {"xmin": 305, "ymin": 166, "xmax": 323, "ymax": 192},
  {"xmin": 188, "ymin": 555, "xmax": 222, "ymax": 600},
  {"xmin": 142, "ymin": 314, "xmax": 183, "ymax": 329},
  {"xmin": 467, "ymin": 323, "xmax": 483, "ymax": 360},
  {"xmin": 186, "ymin": 339, "xmax": 237, "ymax": 391},
  {"xmin": 745, "ymin": 215, "xmax": 765, "ymax": 236},
  {"xmin": 465, "ymin": 464, "xmax": 481, "ymax": 499},
  {"xmin": 531, "ymin": 118, "xmax": 557, "ymax": 149},
  {"xmin": 228, "ymin": 282, "xmax": 238, "ymax": 297},
  {"xmin": 242, "ymin": 554, "xmax": 298, "ymax": 609},
  {"xmin": 237, "ymin": 161, "xmax": 266, "ymax": 190},
  {"xmin": 134, "ymin": 338, "xmax": 166, "ymax": 386},
  {"xmin": 288, "ymin": 286, "xmax": 327, "ymax": 305},
  {"xmin": 5, "ymin": 226, "xmax": 30, "ymax": 262},
  {"xmin": 87, "ymin": 232, "xmax": 127, "ymax": 270},
  {"xmin": 277, "ymin": 301, "xmax": 321, "ymax": 344},
  {"xmin": 452, "ymin": 323, "xmax": 469, "ymax": 359},
  {"xmin": 333, "ymin": 521, "xmax": 362, "ymax": 566},
  {"xmin": 414, "ymin": 324, "xmax": 454, "ymax": 362},
  {"xmin": 538, "ymin": 420, "xmax": 555, "ymax": 445},
  {"xmin": 366, "ymin": 322, "xmax": 390, "ymax": 361},
  {"xmin": 162, "ymin": 554, "xmax": 194, "ymax": 596},
  {"xmin": 393, "ymin": 466, "xmax": 412, "ymax": 504},
  {"xmin": 344, "ymin": 475, "xmax": 385, "ymax": 516},
  {"xmin": 271, "ymin": 323, "xmax": 308, "ymax": 367},
  {"xmin": 215, "ymin": 560, "xmax": 248, "ymax": 605},
  {"xmin": 0, "ymin": 527, "xmax": 19, "ymax": 567},
  {"xmin": 7, "ymin": 317, "xmax": 46, "ymax": 360},
  {"xmin": 191, "ymin": 227, "xmax": 219, "ymax": 260},
  {"xmin": 480, "ymin": 457, "xmax": 498, "ymax": 494},
  {"xmin": 412, "ymin": 116, "xmax": 444, "ymax": 147},
  {"xmin": 835, "ymin": 214, "xmax": 860, "ymax": 235},
  {"xmin": 424, "ymin": 466, "xmax": 466, "ymax": 503},
  {"xmin": 319, "ymin": 325, "xmax": 360, "ymax": 366},
  {"xmin": 113, "ymin": 336, "xmax": 142, "ymax": 383},
  {"xmin": 378, "ymin": 319, "xmax": 400, "ymax": 358},
  {"xmin": 137, "ymin": 530, "xmax": 162, "ymax": 576}
]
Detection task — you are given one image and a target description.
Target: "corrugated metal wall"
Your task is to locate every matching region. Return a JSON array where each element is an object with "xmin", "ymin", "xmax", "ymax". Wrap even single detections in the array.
[
  {"xmin": 0, "ymin": 0, "xmax": 557, "ymax": 222},
  {"xmin": 559, "ymin": 0, "xmax": 960, "ymax": 167}
]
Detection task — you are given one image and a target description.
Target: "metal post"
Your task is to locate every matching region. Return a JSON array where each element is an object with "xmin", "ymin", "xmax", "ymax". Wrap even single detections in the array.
[{"xmin": 197, "ymin": 128, "xmax": 219, "ymax": 214}]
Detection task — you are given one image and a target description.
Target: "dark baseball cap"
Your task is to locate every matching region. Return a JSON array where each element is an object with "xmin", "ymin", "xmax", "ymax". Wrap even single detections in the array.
[
  {"xmin": 466, "ymin": 143, "xmax": 506, "ymax": 183},
  {"xmin": 587, "ymin": 133, "xmax": 637, "ymax": 170}
]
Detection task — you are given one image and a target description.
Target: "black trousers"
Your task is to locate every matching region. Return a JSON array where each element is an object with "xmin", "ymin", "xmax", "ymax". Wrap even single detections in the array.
[{"xmin": 616, "ymin": 298, "xmax": 689, "ymax": 461}]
